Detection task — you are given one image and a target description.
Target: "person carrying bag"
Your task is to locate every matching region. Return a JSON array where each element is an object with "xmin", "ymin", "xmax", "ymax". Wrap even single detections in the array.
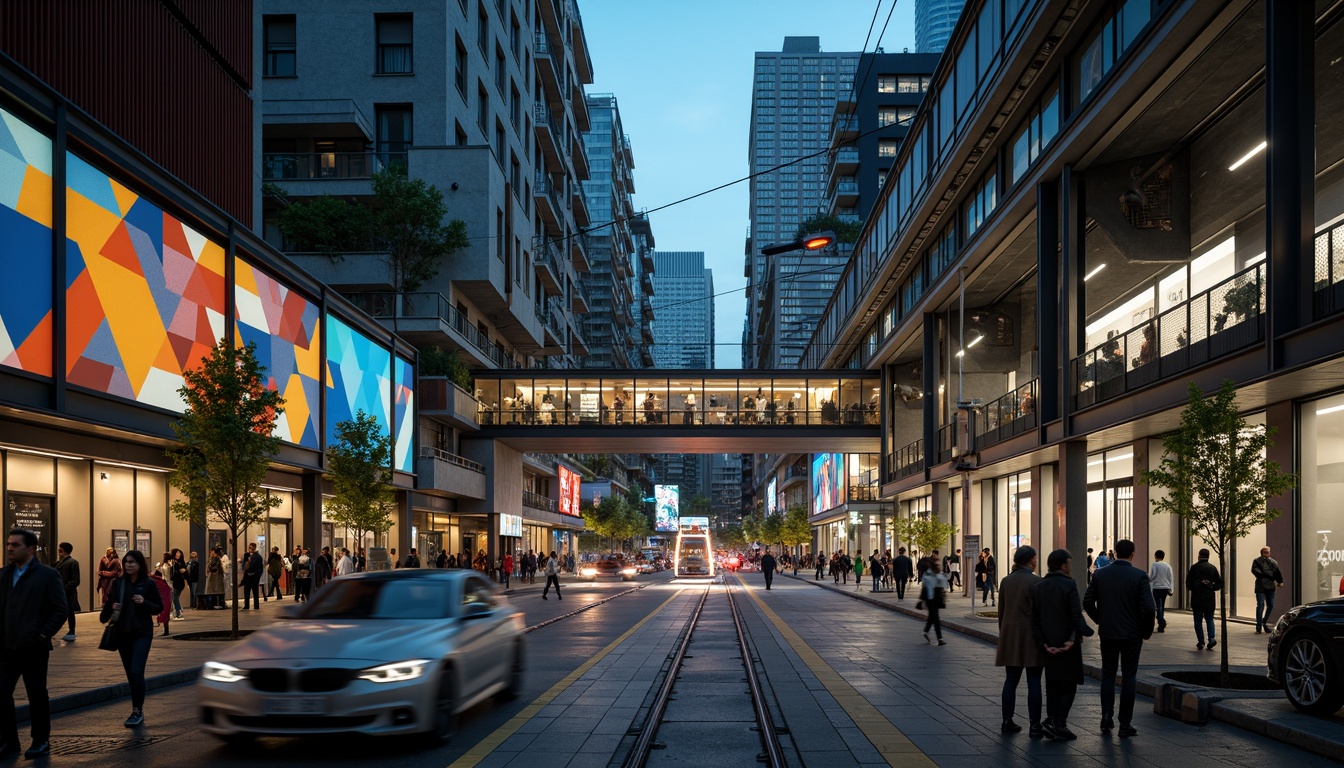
[{"xmin": 98, "ymin": 550, "xmax": 162, "ymax": 728}]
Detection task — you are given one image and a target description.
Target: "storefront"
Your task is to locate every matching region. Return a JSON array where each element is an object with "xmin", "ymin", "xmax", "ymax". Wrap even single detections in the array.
[{"xmin": 1298, "ymin": 394, "xmax": 1344, "ymax": 605}]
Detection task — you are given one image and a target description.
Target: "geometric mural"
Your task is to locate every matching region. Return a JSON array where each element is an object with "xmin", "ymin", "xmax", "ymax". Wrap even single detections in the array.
[
  {"xmin": 394, "ymin": 355, "xmax": 415, "ymax": 473},
  {"xmin": 325, "ymin": 312, "xmax": 392, "ymax": 452},
  {"xmin": 64, "ymin": 153, "xmax": 226, "ymax": 412},
  {"xmin": 235, "ymin": 257, "xmax": 321, "ymax": 449},
  {"xmin": 0, "ymin": 105, "xmax": 54, "ymax": 377}
]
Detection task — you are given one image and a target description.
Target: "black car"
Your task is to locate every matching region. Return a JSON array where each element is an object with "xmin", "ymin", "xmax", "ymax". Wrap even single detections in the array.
[
  {"xmin": 579, "ymin": 556, "xmax": 636, "ymax": 581},
  {"xmin": 1266, "ymin": 596, "xmax": 1344, "ymax": 714}
]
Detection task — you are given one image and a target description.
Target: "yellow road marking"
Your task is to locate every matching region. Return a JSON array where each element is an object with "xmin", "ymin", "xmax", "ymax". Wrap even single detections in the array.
[
  {"xmin": 448, "ymin": 589, "xmax": 684, "ymax": 767},
  {"xmin": 735, "ymin": 575, "xmax": 936, "ymax": 767}
]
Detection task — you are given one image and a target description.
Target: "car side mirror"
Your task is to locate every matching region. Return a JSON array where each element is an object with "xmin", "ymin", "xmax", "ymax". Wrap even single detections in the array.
[{"xmin": 461, "ymin": 602, "xmax": 493, "ymax": 620}]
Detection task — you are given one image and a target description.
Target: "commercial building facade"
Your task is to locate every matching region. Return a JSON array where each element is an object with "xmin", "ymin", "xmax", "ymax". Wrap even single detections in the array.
[
  {"xmin": 916, "ymin": 0, "xmax": 970, "ymax": 53},
  {"xmin": 801, "ymin": 0, "xmax": 1344, "ymax": 619},
  {"xmin": 651, "ymin": 251, "xmax": 715, "ymax": 500}
]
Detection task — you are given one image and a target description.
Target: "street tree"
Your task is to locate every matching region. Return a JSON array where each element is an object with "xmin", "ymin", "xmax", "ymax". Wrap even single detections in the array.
[
  {"xmin": 781, "ymin": 505, "xmax": 813, "ymax": 566},
  {"xmin": 325, "ymin": 411, "xmax": 397, "ymax": 551},
  {"xmin": 1141, "ymin": 380, "xmax": 1297, "ymax": 686},
  {"xmin": 893, "ymin": 515, "xmax": 960, "ymax": 563},
  {"xmin": 760, "ymin": 513, "xmax": 784, "ymax": 553},
  {"xmin": 168, "ymin": 340, "xmax": 283, "ymax": 640},
  {"xmin": 741, "ymin": 510, "xmax": 763, "ymax": 548},
  {"xmin": 718, "ymin": 525, "xmax": 746, "ymax": 550}
]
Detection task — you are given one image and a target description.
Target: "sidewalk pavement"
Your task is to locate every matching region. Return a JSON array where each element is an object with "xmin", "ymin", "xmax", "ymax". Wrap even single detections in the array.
[
  {"xmin": 782, "ymin": 571, "xmax": 1344, "ymax": 761},
  {"xmin": 15, "ymin": 573, "xmax": 574, "ymax": 723}
]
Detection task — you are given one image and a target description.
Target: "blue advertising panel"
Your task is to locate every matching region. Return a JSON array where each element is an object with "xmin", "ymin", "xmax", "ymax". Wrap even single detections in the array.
[
  {"xmin": 812, "ymin": 453, "xmax": 845, "ymax": 514},
  {"xmin": 655, "ymin": 484, "xmax": 680, "ymax": 532}
]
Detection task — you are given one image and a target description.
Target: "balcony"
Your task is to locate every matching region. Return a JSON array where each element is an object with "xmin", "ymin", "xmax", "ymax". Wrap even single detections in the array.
[
  {"xmin": 417, "ymin": 447, "xmax": 487, "ymax": 500},
  {"xmin": 887, "ymin": 439, "xmax": 924, "ymax": 482},
  {"xmin": 829, "ymin": 146, "xmax": 860, "ymax": 176},
  {"xmin": 830, "ymin": 178, "xmax": 859, "ymax": 208},
  {"xmin": 418, "ymin": 377, "xmax": 482, "ymax": 430},
  {"xmin": 343, "ymin": 292, "xmax": 523, "ymax": 369},
  {"xmin": 571, "ymin": 232, "xmax": 591, "ymax": 273},
  {"xmin": 542, "ymin": 300, "xmax": 566, "ymax": 350},
  {"xmin": 1073, "ymin": 262, "xmax": 1265, "ymax": 410},
  {"xmin": 534, "ymin": 172, "xmax": 564, "ymax": 232},
  {"xmin": 829, "ymin": 115, "xmax": 859, "ymax": 146},
  {"xmin": 534, "ymin": 32, "xmax": 563, "ymax": 101},
  {"xmin": 975, "ymin": 379, "xmax": 1038, "ymax": 450},
  {"xmin": 533, "ymin": 102, "xmax": 565, "ymax": 172},
  {"xmin": 534, "ymin": 239, "xmax": 564, "ymax": 296},
  {"xmin": 936, "ymin": 423, "xmax": 956, "ymax": 464},
  {"xmin": 523, "ymin": 489, "xmax": 558, "ymax": 513},
  {"xmin": 571, "ymin": 182, "xmax": 591, "ymax": 226},
  {"xmin": 263, "ymin": 152, "xmax": 384, "ymax": 181},
  {"xmin": 1313, "ymin": 218, "xmax": 1344, "ymax": 319},
  {"xmin": 780, "ymin": 462, "xmax": 809, "ymax": 489}
]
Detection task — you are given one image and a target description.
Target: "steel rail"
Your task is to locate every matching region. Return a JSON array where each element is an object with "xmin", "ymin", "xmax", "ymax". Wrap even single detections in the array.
[
  {"xmin": 621, "ymin": 585, "xmax": 711, "ymax": 768},
  {"xmin": 726, "ymin": 582, "xmax": 787, "ymax": 767}
]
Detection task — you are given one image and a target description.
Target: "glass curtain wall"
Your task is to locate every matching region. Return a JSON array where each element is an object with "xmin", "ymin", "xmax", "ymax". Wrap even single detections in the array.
[
  {"xmin": 1086, "ymin": 448, "xmax": 1134, "ymax": 563},
  {"xmin": 1302, "ymin": 392, "xmax": 1344, "ymax": 604},
  {"xmin": 991, "ymin": 470, "xmax": 1032, "ymax": 567}
]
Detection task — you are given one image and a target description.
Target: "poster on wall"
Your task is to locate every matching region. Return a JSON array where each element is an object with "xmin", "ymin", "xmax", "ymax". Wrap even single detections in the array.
[
  {"xmin": 112, "ymin": 529, "xmax": 130, "ymax": 560},
  {"xmin": 7, "ymin": 495, "xmax": 54, "ymax": 564},
  {"xmin": 766, "ymin": 478, "xmax": 778, "ymax": 516},
  {"xmin": 136, "ymin": 530, "xmax": 151, "ymax": 558},
  {"xmin": 208, "ymin": 529, "xmax": 227, "ymax": 556},
  {"xmin": 499, "ymin": 513, "xmax": 523, "ymax": 537},
  {"xmin": 812, "ymin": 453, "xmax": 845, "ymax": 513},
  {"xmin": 655, "ymin": 484, "xmax": 680, "ymax": 532},
  {"xmin": 558, "ymin": 466, "xmax": 582, "ymax": 516}
]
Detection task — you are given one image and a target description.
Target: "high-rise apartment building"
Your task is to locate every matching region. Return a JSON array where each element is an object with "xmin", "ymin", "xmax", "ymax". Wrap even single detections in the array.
[
  {"xmin": 745, "ymin": 37, "xmax": 858, "ymax": 369},
  {"xmin": 652, "ymin": 252, "xmax": 714, "ymax": 369},
  {"xmin": 915, "ymin": 0, "xmax": 967, "ymax": 53},
  {"xmin": 258, "ymin": 0, "xmax": 598, "ymax": 563}
]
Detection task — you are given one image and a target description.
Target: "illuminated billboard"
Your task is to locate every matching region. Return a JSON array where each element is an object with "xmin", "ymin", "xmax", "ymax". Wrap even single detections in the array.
[
  {"xmin": 766, "ymin": 477, "xmax": 779, "ymax": 516},
  {"xmin": 558, "ymin": 466, "xmax": 582, "ymax": 516},
  {"xmin": 812, "ymin": 453, "xmax": 845, "ymax": 514},
  {"xmin": 654, "ymin": 484, "xmax": 680, "ymax": 532}
]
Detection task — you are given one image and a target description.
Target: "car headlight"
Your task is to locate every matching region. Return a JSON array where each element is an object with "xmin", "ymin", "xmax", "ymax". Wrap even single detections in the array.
[
  {"xmin": 202, "ymin": 661, "xmax": 249, "ymax": 683},
  {"xmin": 621, "ymin": 568, "xmax": 637, "ymax": 575},
  {"xmin": 581, "ymin": 567, "xmax": 598, "ymax": 577},
  {"xmin": 357, "ymin": 659, "xmax": 433, "ymax": 684}
]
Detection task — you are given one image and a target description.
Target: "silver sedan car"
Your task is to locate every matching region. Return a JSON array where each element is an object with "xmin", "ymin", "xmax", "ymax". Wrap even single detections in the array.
[{"xmin": 196, "ymin": 569, "xmax": 524, "ymax": 744}]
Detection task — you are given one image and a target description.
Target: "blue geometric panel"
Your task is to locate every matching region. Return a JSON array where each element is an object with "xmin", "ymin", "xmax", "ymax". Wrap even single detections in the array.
[
  {"xmin": 325, "ymin": 313, "xmax": 392, "ymax": 452},
  {"xmin": 394, "ymin": 355, "xmax": 415, "ymax": 473}
]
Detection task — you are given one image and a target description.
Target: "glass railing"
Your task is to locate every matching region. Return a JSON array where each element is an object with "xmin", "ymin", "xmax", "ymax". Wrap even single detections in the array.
[
  {"xmin": 418, "ymin": 446, "xmax": 486, "ymax": 474},
  {"xmin": 833, "ymin": 181, "xmax": 859, "ymax": 196},
  {"xmin": 1073, "ymin": 262, "xmax": 1265, "ymax": 410},
  {"xmin": 263, "ymin": 152, "xmax": 384, "ymax": 180},
  {"xmin": 343, "ymin": 291, "xmax": 524, "ymax": 369},
  {"xmin": 936, "ymin": 423, "xmax": 956, "ymax": 464},
  {"xmin": 975, "ymin": 379, "xmax": 1038, "ymax": 449},
  {"xmin": 888, "ymin": 439, "xmax": 924, "ymax": 482},
  {"xmin": 1313, "ymin": 219, "xmax": 1344, "ymax": 319}
]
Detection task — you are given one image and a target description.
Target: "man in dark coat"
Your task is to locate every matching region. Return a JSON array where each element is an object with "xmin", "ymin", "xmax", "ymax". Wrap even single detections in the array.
[
  {"xmin": 1032, "ymin": 549, "xmax": 1093, "ymax": 741},
  {"xmin": 760, "ymin": 550, "xmax": 777, "ymax": 590},
  {"xmin": 54, "ymin": 543, "xmax": 80, "ymax": 641},
  {"xmin": 1083, "ymin": 539, "xmax": 1154, "ymax": 737},
  {"xmin": 240, "ymin": 543, "xmax": 264, "ymax": 610},
  {"xmin": 892, "ymin": 548, "xmax": 914, "ymax": 600},
  {"xmin": 1, "ymin": 528, "xmax": 69, "ymax": 758},
  {"xmin": 314, "ymin": 546, "xmax": 334, "ymax": 589},
  {"xmin": 1187, "ymin": 549, "xmax": 1223, "ymax": 650},
  {"xmin": 1250, "ymin": 547, "xmax": 1283, "ymax": 634},
  {"xmin": 996, "ymin": 546, "xmax": 1045, "ymax": 736}
]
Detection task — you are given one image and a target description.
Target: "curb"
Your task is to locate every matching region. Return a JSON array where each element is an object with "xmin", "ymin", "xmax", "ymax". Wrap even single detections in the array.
[{"xmin": 17, "ymin": 667, "xmax": 201, "ymax": 724}]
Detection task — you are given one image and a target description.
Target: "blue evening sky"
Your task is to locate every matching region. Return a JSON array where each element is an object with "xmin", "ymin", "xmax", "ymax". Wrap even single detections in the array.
[{"xmin": 581, "ymin": 0, "xmax": 918, "ymax": 368}]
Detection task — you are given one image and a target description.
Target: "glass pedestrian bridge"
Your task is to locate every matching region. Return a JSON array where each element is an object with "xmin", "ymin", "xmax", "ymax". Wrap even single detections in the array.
[{"xmin": 470, "ymin": 369, "xmax": 882, "ymax": 454}]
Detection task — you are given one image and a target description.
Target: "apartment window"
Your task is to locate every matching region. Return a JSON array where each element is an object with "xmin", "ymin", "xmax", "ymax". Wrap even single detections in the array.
[
  {"xmin": 878, "ymin": 140, "xmax": 899, "ymax": 158},
  {"xmin": 510, "ymin": 15, "xmax": 521, "ymax": 60},
  {"xmin": 495, "ymin": 122, "xmax": 507, "ymax": 168},
  {"xmin": 898, "ymin": 106, "xmax": 917, "ymax": 125},
  {"xmin": 900, "ymin": 75, "xmax": 928, "ymax": 93},
  {"xmin": 263, "ymin": 16, "xmax": 296, "ymax": 77},
  {"xmin": 455, "ymin": 37, "xmax": 469, "ymax": 100},
  {"xmin": 455, "ymin": 121, "xmax": 469, "ymax": 146},
  {"xmin": 511, "ymin": 154, "xmax": 521, "ymax": 192},
  {"xmin": 477, "ymin": 4, "xmax": 490, "ymax": 56},
  {"xmin": 376, "ymin": 105, "xmax": 412, "ymax": 166},
  {"xmin": 375, "ymin": 15, "xmax": 413, "ymax": 74},
  {"xmin": 477, "ymin": 84, "xmax": 490, "ymax": 136},
  {"xmin": 496, "ymin": 209, "xmax": 505, "ymax": 261},
  {"xmin": 510, "ymin": 84, "xmax": 521, "ymax": 129},
  {"xmin": 495, "ymin": 48, "xmax": 507, "ymax": 94},
  {"xmin": 878, "ymin": 107, "xmax": 899, "ymax": 127}
]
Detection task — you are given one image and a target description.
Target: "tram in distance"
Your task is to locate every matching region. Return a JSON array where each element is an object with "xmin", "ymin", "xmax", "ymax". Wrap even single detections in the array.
[{"xmin": 674, "ymin": 525, "xmax": 715, "ymax": 578}]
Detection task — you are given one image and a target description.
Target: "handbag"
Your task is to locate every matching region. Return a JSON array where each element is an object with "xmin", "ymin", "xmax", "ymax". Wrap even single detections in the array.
[{"xmin": 99, "ymin": 580, "xmax": 124, "ymax": 652}]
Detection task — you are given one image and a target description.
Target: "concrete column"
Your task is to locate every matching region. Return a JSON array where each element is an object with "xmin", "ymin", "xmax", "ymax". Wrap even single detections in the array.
[
  {"xmin": 922, "ymin": 315, "xmax": 939, "ymax": 472},
  {"xmin": 1029, "ymin": 464, "xmax": 1044, "ymax": 572},
  {"xmin": 1037, "ymin": 179, "xmax": 1061, "ymax": 423},
  {"xmin": 1058, "ymin": 441, "xmax": 1089, "ymax": 594},
  {"xmin": 1131, "ymin": 438, "xmax": 1150, "ymax": 568},
  {"xmin": 1060, "ymin": 165, "xmax": 1083, "ymax": 431},
  {"xmin": 300, "ymin": 472, "xmax": 322, "ymax": 552},
  {"xmin": 1264, "ymin": 400, "xmax": 1297, "ymax": 614},
  {"xmin": 461, "ymin": 438, "xmax": 525, "ymax": 570}
]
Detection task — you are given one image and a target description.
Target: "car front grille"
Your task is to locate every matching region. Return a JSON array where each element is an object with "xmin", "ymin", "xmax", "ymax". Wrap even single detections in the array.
[
  {"xmin": 248, "ymin": 668, "xmax": 355, "ymax": 693},
  {"xmin": 229, "ymin": 715, "xmax": 376, "ymax": 729}
]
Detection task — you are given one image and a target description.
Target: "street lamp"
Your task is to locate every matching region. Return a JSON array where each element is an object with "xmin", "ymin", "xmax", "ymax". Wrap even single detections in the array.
[{"xmin": 760, "ymin": 230, "xmax": 836, "ymax": 256}]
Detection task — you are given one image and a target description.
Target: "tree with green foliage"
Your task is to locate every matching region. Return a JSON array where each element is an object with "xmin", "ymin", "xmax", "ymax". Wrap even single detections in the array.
[
  {"xmin": 168, "ymin": 340, "xmax": 284, "ymax": 640},
  {"xmin": 893, "ymin": 515, "xmax": 960, "ymax": 563},
  {"xmin": 271, "ymin": 166, "xmax": 469, "ymax": 292},
  {"xmin": 325, "ymin": 411, "xmax": 397, "ymax": 551},
  {"xmin": 760, "ymin": 514, "xmax": 784, "ymax": 553},
  {"xmin": 1140, "ymin": 380, "xmax": 1297, "ymax": 686},
  {"xmin": 781, "ymin": 505, "xmax": 813, "ymax": 566},
  {"xmin": 418, "ymin": 346, "xmax": 473, "ymax": 391},
  {"xmin": 741, "ymin": 510, "xmax": 762, "ymax": 548},
  {"xmin": 718, "ymin": 525, "xmax": 746, "ymax": 551},
  {"xmin": 686, "ymin": 494, "xmax": 713, "ymax": 520},
  {"xmin": 795, "ymin": 212, "xmax": 862, "ymax": 244}
]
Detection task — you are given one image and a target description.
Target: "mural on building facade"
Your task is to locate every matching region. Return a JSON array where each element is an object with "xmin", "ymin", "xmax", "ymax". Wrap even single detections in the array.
[
  {"xmin": 0, "ymin": 106, "xmax": 54, "ymax": 376},
  {"xmin": 325, "ymin": 313, "xmax": 392, "ymax": 450},
  {"xmin": 65, "ymin": 154, "xmax": 226, "ymax": 411},
  {"xmin": 234, "ymin": 257, "xmax": 322, "ymax": 449},
  {"xmin": 393, "ymin": 355, "xmax": 415, "ymax": 473}
]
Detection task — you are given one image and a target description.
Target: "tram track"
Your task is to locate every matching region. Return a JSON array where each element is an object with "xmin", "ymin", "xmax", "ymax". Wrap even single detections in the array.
[
  {"xmin": 619, "ymin": 580, "xmax": 789, "ymax": 768},
  {"xmin": 523, "ymin": 581, "xmax": 653, "ymax": 633}
]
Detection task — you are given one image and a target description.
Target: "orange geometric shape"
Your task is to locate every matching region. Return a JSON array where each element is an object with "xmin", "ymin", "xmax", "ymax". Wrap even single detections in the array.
[
  {"xmin": 14, "ymin": 311, "xmax": 53, "ymax": 377},
  {"xmin": 98, "ymin": 221, "xmax": 145, "ymax": 277}
]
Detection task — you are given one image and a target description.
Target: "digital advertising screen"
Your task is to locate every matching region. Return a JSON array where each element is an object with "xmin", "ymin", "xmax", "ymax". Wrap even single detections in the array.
[
  {"xmin": 558, "ymin": 466, "xmax": 582, "ymax": 516},
  {"xmin": 681, "ymin": 516, "xmax": 710, "ymax": 530},
  {"xmin": 655, "ymin": 484, "xmax": 680, "ymax": 532},
  {"xmin": 812, "ymin": 453, "xmax": 845, "ymax": 514},
  {"xmin": 766, "ymin": 477, "xmax": 778, "ymax": 516}
]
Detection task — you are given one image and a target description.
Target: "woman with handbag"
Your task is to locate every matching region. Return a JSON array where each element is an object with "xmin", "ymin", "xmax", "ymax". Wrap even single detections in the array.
[
  {"xmin": 98, "ymin": 550, "xmax": 163, "ymax": 727},
  {"xmin": 920, "ymin": 559, "xmax": 950, "ymax": 645},
  {"xmin": 97, "ymin": 548, "xmax": 122, "ymax": 604}
]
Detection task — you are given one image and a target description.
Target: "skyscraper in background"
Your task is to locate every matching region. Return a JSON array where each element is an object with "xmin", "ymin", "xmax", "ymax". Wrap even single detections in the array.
[
  {"xmin": 915, "ymin": 0, "xmax": 967, "ymax": 53},
  {"xmin": 744, "ymin": 37, "xmax": 858, "ymax": 369},
  {"xmin": 652, "ymin": 252, "xmax": 715, "ymax": 369}
]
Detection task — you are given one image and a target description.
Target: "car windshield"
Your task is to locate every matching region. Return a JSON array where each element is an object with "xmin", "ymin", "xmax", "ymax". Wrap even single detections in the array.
[{"xmin": 299, "ymin": 578, "xmax": 449, "ymax": 620}]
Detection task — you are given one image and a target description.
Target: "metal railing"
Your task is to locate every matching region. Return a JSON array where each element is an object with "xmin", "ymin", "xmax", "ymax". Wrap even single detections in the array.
[
  {"xmin": 418, "ymin": 446, "xmax": 486, "ymax": 474},
  {"xmin": 263, "ymin": 152, "xmax": 384, "ymax": 180},
  {"xmin": 849, "ymin": 484, "xmax": 881, "ymax": 501},
  {"xmin": 937, "ymin": 423, "xmax": 956, "ymax": 464},
  {"xmin": 477, "ymin": 404, "xmax": 881, "ymax": 427},
  {"xmin": 343, "ymin": 292, "xmax": 523, "ymax": 369},
  {"xmin": 784, "ymin": 463, "xmax": 809, "ymax": 482},
  {"xmin": 1073, "ymin": 262, "xmax": 1265, "ymax": 410},
  {"xmin": 523, "ymin": 490, "xmax": 557, "ymax": 513},
  {"xmin": 975, "ymin": 379, "xmax": 1038, "ymax": 450},
  {"xmin": 1314, "ymin": 219, "xmax": 1344, "ymax": 319},
  {"xmin": 888, "ymin": 438, "xmax": 924, "ymax": 482}
]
